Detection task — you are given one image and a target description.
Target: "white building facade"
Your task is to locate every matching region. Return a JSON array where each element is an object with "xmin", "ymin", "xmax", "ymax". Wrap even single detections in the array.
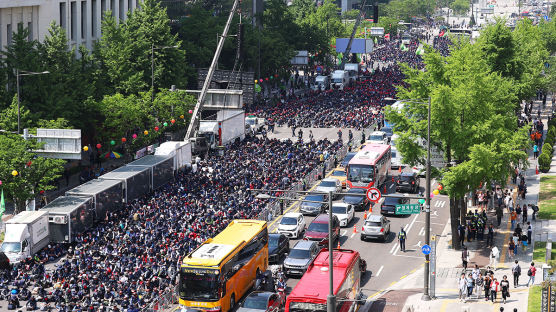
[{"xmin": 0, "ymin": 0, "xmax": 139, "ymax": 51}]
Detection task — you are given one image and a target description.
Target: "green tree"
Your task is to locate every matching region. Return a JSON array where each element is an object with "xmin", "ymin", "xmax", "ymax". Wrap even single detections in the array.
[
  {"xmin": 0, "ymin": 133, "xmax": 64, "ymax": 213},
  {"xmin": 450, "ymin": 0, "xmax": 470, "ymax": 15},
  {"xmin": 0, "ymin": 95, "xmax": 33, "ymax": 132}
]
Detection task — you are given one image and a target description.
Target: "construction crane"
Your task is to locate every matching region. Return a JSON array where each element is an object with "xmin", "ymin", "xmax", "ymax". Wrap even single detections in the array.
[
  {"xmin": 340, "ymin": 0, "xmax": 369, "ymax": 68},
  {"xmin": 185, "ymin": 0, "xmax": 240, "ymax": 140}
]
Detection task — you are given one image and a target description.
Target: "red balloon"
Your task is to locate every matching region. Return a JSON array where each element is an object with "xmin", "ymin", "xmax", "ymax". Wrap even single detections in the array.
[
  {"xmin": 171, "ymin": 119, "xmax": 176, "ymax": 124},
  {"xmin": 96, "ymin": 144, "xmax": 101, "ymax": 149},
  {"xmin": 438, "ymin": 184, "xmax": 443, "ymax": 191},
  {"xmin": 121, "ymin": 137, "xmax": 127, "ymax": 143},
  {"xmin": 265, "ymin": 77, "xmax": 269, "ymax": 81},
  {"xmin": 154, "ymin": 126, "xmax": 159, "ymax": 132},
  {"xmin": 274, "ymin": 74, "xmax": 278, "ymax": 78}
]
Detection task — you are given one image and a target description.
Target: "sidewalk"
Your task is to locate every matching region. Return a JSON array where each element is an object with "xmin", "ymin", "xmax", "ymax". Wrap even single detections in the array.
[{"xmin": 367, "ymin": 96, "xmax": 554, "ymax": 312}]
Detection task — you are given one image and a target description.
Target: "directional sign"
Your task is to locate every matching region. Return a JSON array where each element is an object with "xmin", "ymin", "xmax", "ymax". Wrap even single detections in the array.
[
  {"xmin": 421, "ymin": 244, "xmax": 431, "ymax": 255},
  {"xmin": 395, "ymin": 203, "xmax": 421, "ymax": 214},
  {"xmin": 366, "ymin": 187, "xmax": 381, "ymax": 203}
]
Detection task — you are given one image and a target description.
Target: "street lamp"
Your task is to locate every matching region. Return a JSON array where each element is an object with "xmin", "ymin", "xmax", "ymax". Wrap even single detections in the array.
[
  {"xmin": 392, "ymin": 97, "xmax": 432, "ymax": 300},
  {"xmin": 16, "ymin": 70, "xmax": 50, "ymax": 134},
  {"xmin": 151, "ymin": 44, "xmax": 179, "ymax": 101}
]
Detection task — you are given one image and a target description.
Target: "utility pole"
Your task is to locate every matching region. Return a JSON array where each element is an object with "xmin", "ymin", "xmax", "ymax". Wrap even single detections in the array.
[
  {"xmin": 16, "ymin": 69, "xmax": 20, "ymax": 134},
  {"xmin": 327, "ymin": 190, "xmax": 336, "ymax": 312},
  {"xmin": 422, "ymin": 96, "xmax": 432, "ymax": 301}
]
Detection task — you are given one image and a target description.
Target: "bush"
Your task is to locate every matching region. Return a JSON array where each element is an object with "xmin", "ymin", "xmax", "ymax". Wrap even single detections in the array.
[{"xmin": 539, "ymin": 151, "xmax": 552, "ymax": 173}]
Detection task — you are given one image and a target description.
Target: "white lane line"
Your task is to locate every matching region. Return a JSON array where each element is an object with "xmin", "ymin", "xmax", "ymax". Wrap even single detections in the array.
[
  {"xmin": 341, "ymin": 230, "xmax": 347, "ymax": 236},
  {"xmin": 390, "ymin": 242, "xmax": 399, "ymax": 254},
  {"xmin": 414, "ymin": 241, "xmax": 421, "ymax": 248},
  {"xmin": 389, "ymin": 184, "xmax": 394, "ymax": 189},
  {"xmin": 392, "ymin": 244, "xmax": 400, "ymax": 255},
  {"xmin": 376, "ymin": 265, "xmax": 384, "ymax": 277},
  {"xmin": 405, "ymin": 213, "xmax": 420, "ymax": 234},
  {"xmin": 394, "ymin": 254, "xmax": 424, "ymax": 259},
  {"xmin": 418, "ymin": 227, "xmax": 425, "ymax": 236},
  {"xmin": 351, "ymin": 232, "xmax": 356, "ymax": 238},
  {"xmin": 438, "ymin": 201, "xmax": 446, "ymax": 208}
]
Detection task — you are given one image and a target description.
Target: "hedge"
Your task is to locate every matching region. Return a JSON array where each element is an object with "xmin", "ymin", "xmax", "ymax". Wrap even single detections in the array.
[{"xmin": 539, "ymin": 125, "xmax": 556, "ymax": 173}]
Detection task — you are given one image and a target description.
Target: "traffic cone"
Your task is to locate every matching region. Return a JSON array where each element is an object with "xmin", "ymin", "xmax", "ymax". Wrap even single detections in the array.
[
  {"xmin": 364, "ymin": 211, "xmax": 367, "ymax": 219},
  {"xmin": 398, "ymin": 166, "xmax": 402, "ymax": 173},
  {"xmin": 536, "ymin": 165, "xmax": 539, "ymax": 175},
  {"xmin": 392, "ymin": 176, "xmax": 395, "ymax": 183},
  {"xmin": 383, "ymin": 186, "xmax": 387, "ymax": 194},
  {"xmin": 337, "ymin": 241, "xmax": 341, "ymax": 249},
  {"xmin": 353, "ymin": 225, "xmax": 357, "ymax": 234}
]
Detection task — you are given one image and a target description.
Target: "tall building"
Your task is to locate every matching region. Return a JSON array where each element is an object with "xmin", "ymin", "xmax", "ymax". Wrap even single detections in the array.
[{"xmin": 0, "ymin": 0, "xmax": 139, "ymax": 51}]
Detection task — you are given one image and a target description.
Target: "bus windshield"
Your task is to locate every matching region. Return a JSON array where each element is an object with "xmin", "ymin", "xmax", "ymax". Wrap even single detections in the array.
[
  {"xmin": 289, "ymin": 302, "xmax": 327, "ymax": 312},
  {"xmin": 348, "ymin": 165, "xmax": 374, "ymax": 183},
  {"xmin": 179, "ymin": 268, "xmax": 220, "ymax": 301}
]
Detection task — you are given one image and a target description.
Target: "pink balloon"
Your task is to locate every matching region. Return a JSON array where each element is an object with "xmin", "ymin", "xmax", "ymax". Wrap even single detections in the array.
[
  {"xmin": 430, "ymin": 193, "xmax": 435, "ymax": 198},
  {"xmin": 0, "ymin": 180, "xmax": 2, "ymax": 185},
  {"xmin": 132, "ymin": 134, "xmax": 137, "ymax": 139},
  {"xmin": 189, "ymin": 110, "xmax": 193, "ymax": 114}
]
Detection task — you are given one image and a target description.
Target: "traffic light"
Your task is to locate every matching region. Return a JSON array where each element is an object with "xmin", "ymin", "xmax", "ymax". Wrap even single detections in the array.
[{"xmin": 373, "ymin": 5, "xmax": 379, "ymax": 23}]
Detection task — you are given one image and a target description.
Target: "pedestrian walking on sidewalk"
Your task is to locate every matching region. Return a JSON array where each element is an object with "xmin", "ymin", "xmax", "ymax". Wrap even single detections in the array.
[
  {"xmin": 398, "ymin": 227, "xmax": 406, "ymax": 252},
  {"xmin": 512, "ymin": 260, "xmax": 521, "ymax": 287},
  {"xmin": 458, "ymin": 223, "xmax": 466, "ymax": 247},
  {"xmin": 509, "ymin": 239, "xmax": 515, "ymax": 259},
  {"xmin": 496, "ymin": 208, "xmax": 503, "ymax": 227},
  {"xmin": 459, "ymin": 273, "xmax": 468, "ymax": 302},
  {"xmin": 467, "ymin": 273, "xmax": 475, "ymax": 298},
  {"xmin": 533, "ymin": 144, "xmax": 539, "ymax": 158},
  {"xmin": 527, "ymin": 262, "xmax": 537, "ymax": 286},
  {"xmin": 462, "ymin": 247, "xmax": 469, "ymax": 270},
  {"xmin": 490, "ymin": 246, "xmax": 500, "ymax": 269},
  {"xmin": 490, "ymin": 277, "xmax": 500, "ymax": 303},
  {"xmin": 510, "ymin": 210, "xmax": 517, "ymax": 230},
  {"xmin": 475, "ymin": 273, "xmax": 484, "ymax": 298},
  {"xmin": 527, "ymin": 222, "xmax": 533, "ymax": 245},
  {"xmin": 522, "ymin": 204, "xmax": 528, "ymax": 224},
  {"xmin": 484, "ymin": 274, "xmax": 492, "ymax": 301},
  {"xmin": 487, "ymin": 224, "xmax": 495, "ymax": 247},
  {"xmin": 501, "ymin": 275, "xmax": 510, "ymax": 303}
]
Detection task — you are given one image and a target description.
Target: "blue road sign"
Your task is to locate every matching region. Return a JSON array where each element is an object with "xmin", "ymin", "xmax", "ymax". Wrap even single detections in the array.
[{"xmin": 421, "ymin": 244, "xmax": 431, "ymax": 255}]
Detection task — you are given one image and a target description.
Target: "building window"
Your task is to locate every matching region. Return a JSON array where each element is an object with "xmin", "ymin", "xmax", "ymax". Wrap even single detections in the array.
[
  {"xmin": 28, "ymin": 22, "xmax": 33, "ymax": 41},
  {"xmin": 101, "ymin": 0, "xmax": 106, "ymax": 19},
  {"xmin": 81, "ymin": 1, "xmax": 87, "ymax": 39},
  {"xmin": 128, "ymin": 0, "xmax": 133, "ymax": 12},
  {"xmin": 70, "ymin": 1, "xmax": 76, "ymax": 41},
  {"xmin": 7, "ymin": 24, "xmax": 12, "ymax": 46},
  {"xmin": 92, "ymin": 0, "xmax": 97, "ymax": 36},
  {"xmin": 111, "ymin": 0, "xmax": 115, "ymax": 17},
  {"xmin": 119, "ymin": 0, "xmax": 124, "ymax": 20},
  {"xmin": 59, "ymin": 2, "xmax": 67, "ymax": 29}
]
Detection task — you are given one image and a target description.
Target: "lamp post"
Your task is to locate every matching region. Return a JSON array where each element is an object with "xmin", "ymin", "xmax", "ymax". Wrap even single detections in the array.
[
  {"xmin": 16, "ymin": 70, "xmax": 50, "ymax": 134},
  {"xmin": 151, "ymin": 44, "xmax": 179, "ymax": 101}
]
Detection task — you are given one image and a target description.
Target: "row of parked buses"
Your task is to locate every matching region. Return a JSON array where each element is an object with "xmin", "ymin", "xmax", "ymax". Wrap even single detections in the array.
[{"xmin": 178, "ymin": 220, "xmax": 365, "ymax": 312}]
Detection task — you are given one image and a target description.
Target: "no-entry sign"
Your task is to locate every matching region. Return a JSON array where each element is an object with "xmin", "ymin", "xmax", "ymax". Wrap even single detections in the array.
[{"xmin": 366, "ymin": 187, "xmax": 382, "ymax": 203}]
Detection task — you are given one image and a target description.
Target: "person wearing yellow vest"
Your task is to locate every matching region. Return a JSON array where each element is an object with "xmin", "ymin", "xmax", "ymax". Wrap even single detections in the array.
[{"xmin": 398, "ymin": 227, "xmax": 407, "ymax": 252}]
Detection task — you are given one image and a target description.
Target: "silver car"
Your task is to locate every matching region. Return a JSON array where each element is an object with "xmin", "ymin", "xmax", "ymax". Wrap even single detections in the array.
[
  {"xmin": 315, "ymin": 178, "xmax": 341, "ymax": 198},
  {"xmin": 361, "ymin": 215, "xmax": 391, "ymax": 242},
  {"xmin": 283, "ymin": 240, "xmax": 320, "ymax": 277}
]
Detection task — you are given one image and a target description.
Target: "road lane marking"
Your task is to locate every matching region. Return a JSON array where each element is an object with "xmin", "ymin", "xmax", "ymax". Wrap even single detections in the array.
[
  {"xmin": 392, "ymin": 244, "xmax": 400, "ymax": 255},
  {"xmin": 351, "ymin": 232, "xmax": 356, "ymax": 238},
  {"xmin": 405, "ymin": 213, "xmax": 420, "ymax": 233},
  {"xmin": 376, "ymin": 265, "xmax": 384, "ymax": 277},
  {"xmin": 389, "ymin": 281, "xmax": 396, "ymax": 286},
  {"xmin": 418, "ymin": 227, "xmax": 425, "ymax": 236},
  {"xmin": 400, "ymin": 275, "xmax": 407, "ymax": 279},
  {"xmin": 341, "ymin": 230, "xmax": 347, "ymax": 236},
  {"xmin": 390, "ymin": 243, "xmax": 399, "ymax": 254},
  {"xmin": 393, "ymin": 253, "xmax": 423, "ymax": 259},
  {"xmin": 414, "ymin": 241, "xmax": 421, "ymax": 247}
]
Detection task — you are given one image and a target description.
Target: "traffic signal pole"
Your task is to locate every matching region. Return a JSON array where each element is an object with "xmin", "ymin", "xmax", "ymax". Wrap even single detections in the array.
[{"xmin": 422, "ymin": 97, "xmax": 432, "ymax": 301}]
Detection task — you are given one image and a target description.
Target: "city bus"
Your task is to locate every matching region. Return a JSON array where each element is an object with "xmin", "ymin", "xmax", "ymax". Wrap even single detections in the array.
[
  {"xmin": 285, "ymin": 248, "xmax": 365, "ymax": 312},
  {"xmin": 179, "ymin": 220, "xmax": 268, "ymax": 312},
  {"xmin": 346, "ymin": 144, "xmax": 391, "ymax": 189}
]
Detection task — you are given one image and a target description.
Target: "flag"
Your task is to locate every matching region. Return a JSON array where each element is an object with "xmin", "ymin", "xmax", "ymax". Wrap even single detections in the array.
[
  {"xmin": 439, "ymin": 30, "xmax": 445, "ymax": 37},
  {"xmin": 384, "ymin": 33, "xmax": 390, "ymax": 41},
  {"xmin": 374, "ymin": 37, "xmax": 378, "ymax": 44},
  {"xmin": 401, "ymin": 44, "xmax": 408, "ymax": 52},
  {"xmin": 416, "ymin": 46, "xmax": 424, "ymax": 55},
  {"xmin": 0, "ymin": 189, "xmax": 5, "ymax": 220}
]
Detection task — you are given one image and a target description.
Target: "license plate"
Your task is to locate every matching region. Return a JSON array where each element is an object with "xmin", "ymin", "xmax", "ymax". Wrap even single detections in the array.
[{"xmin": 290, "ymin": 270, "xmax": 302, "ymax": 274}]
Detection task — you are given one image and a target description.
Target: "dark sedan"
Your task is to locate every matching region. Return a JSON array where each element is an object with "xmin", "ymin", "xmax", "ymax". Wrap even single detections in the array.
[
  {"xmin": 342, "ymin": 188, "xmax": 369, "ymax": 211},
  {"xmin": 300, "ymin": 193, "xmax": 328, "ymax": 216},
  {"xmin": 268, "ymin": 233, "xmax": 289, "ymax": 264},
  {"xmin": 396, "ymin": 172, "xmax": 420, "ymax": 193},
  {"xmin": 380, "ymin": 196, "xmax": 409, "ymax": 215}
]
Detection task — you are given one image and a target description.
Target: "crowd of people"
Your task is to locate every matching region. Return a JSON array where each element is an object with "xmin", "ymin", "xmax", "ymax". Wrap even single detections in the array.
[
  {"xmin": 0, "ymin": 136, "xmax": 340, "ymax": 311},
  {"xmin": 433, "ymin": 36, "xmax": 452, "ymax": 57},
  {"xmin": 368, "ymin": 39, "xmax": 425, "ymax": 68}
]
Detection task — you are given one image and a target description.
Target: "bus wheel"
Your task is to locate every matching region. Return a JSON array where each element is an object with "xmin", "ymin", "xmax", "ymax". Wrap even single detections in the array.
[{"xmin": 230, "ymin": 294, "xmax": 236, "ymax": 310}]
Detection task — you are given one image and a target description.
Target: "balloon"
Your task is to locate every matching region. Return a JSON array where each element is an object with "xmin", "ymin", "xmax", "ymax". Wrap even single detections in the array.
[
  {"xmin": 438, "ymin": 184, "xmax": 443, "ymax": 191},
  {"xmin": 132, "ymin": 134, "xmax": 137, "ymax": 139},
  {"xmin": 265, "ymin": 77, "xmax": 269, "ymax": 81},
  {"xmin": 189, "ymin": 110, "xmax": 193, "ymax": 114},
  {"xmin": 11, "ymin": 170, "xmax": 18, "ymax": 176},
  {"xmin": 154, "ymin": 126, "xmax": 159, "ymax": 132},
  {"xmin": 430, "ymin": 193, "xmax": 435, "ymax": 198},
  {"xmin": 0, "ymin": 180, "xmax": 2, "ymax": 185},
  {"xmin": 39, "ymin": 190, "xmax": 44, "ymax": 194},
  {"xmin": 110, "ymin": 140, "xmax": 115, "ymax": 146},
  {"xmin": 96, "ymin": 144, "xmax": 101, "ymax": 149},
  {"xmin": 180, "ymin": 115, "xmax": 185, "ymax": 119},
  {"xmin": 433, "ymin": 189, "xmax": 440, "ymax": 195},
  {"xmin": 418, "ymin": 199, "xmax": 425, "ymax": 204},
  {"xmin": 274, "ymin": 74, "xmax": 278, "ymax": 78},
  {"xmin": 171, "ymin": 119, "xmax": 176, "ymax": 124},
  {"xmin": 254, "ymin": 80, "xmax": 258, "ymax": 84},
  {"xmin": 270, "ymin": 76, "xmax": 273, "ymax": 79},
  {"xmin": 144, "ymin": 130, "xmax": 149, "ymax": 135},
  {"xmin": 163, "ymin": 122, "xmax": 168, "ymax": 127},
  {"xmin": 121, "ymin": 137, "xmax": 127, "ymax": 143},
  {"xmin": 259, "ymin": 79, "xmax": 263, "ymax": 83},
  {"xmin": 83, "ymin": 146, "xmax": 89, "ymax": 151}
]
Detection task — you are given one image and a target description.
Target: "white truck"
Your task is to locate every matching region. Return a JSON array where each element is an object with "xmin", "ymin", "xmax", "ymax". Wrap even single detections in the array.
[
  {"xmin": 312, "ymin": 75, "xmax": 330, "ymax": 91},
  {"xmin": 1, "ymin": 211, "xmax": 49, "ymax": 264},
  {"xmin": 196, "ymin": 109, "xmax": 246, "ymax": 148},
  {"xmin": 155, "ymin": 141, "xmax": 193, "ymax": 170},
  {"xmin": 245, "ymin": 115, "xmax": 266, "ymax": 134},
  {"xmin": 344, "ymin": 63, "xmax": 360, "ymax": 80},
  {"xmin": 331, "ymin": 70, "xmax": 350, "ymax": 90}
]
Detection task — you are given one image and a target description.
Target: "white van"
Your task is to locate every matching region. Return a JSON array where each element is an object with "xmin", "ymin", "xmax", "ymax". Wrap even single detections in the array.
[
  {"xmin": 312, "ymin": 75, "xmax": 330, "ymax": 91},
  {"xmin": 331, "ymin": 70, "xmax": 349, "ymax": 90}
]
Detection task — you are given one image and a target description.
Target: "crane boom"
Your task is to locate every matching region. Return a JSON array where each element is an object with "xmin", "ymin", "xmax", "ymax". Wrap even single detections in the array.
[
  {"xmin": 340, "ymin": 0, "xmax": 368, "ymax": 68},
  {"xmin": 185, "ymin": 0, "xmax": 240, "ymax": 140}
]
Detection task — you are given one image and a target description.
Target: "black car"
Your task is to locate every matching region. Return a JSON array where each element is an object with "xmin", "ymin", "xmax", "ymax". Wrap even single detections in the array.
[
  {"xmin": 268, "ymin": 233, "xmax": 289, "ymax": 264},
  {"xmin": 396, "ymin": 172, "xmax": 420, "ymax": 193},
  {"xmin": 380, "ymin": 196, "xmax": 409, "ymax": 215},
  {"xmin": 342, "ymin": 188, "xmax": 369, "ymax": 211},
  {"xmin": 300, "ymin": 193, "xmax": 329, "ymax": 216},
  {"xmin": 0, "ymin": 252, "xmax": 9, "ymax": 270},
  {"xmin": 341, "ymin": 152, "xmax": 357, "ymax": 167}
]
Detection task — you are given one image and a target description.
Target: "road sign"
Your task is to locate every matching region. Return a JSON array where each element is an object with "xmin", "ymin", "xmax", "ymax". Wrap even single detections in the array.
[
  {"xmin": 366, "ymin": 187, "xmax": 381, "ymax": 203},
  {"xmin": 422, "ymin": 244, "xmax": 431, "ymax": 255},
  {"xmin": 395, "ymin": 203, "xmax": 421, "ymax": 214}
]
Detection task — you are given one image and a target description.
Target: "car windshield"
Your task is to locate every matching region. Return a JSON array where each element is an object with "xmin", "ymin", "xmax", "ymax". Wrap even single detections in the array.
[
  {"xmin": 384, "ymin": 197, "xmax": 403, "ymax": 206},
  {"xmin": 332, "ymin": 78, "xmax": 343, "ymax": 83},
  {"xmin": 269, "ymin": 235, "xmax": 279, "ymax": 248},
  {"xmin": 392, "ymin": 151, "xmax": 397, "ymax": 158},
  {"xmin": 179, "ymin": 268, "xmax": 220, "ymax": 301},
  {"xmin": 348, "ymin": 165, "xmax": 374, "ymax": 183},
  {"xmin": 348, "ymin": 188, "xmax": 366, "ymax": 194},
  {"xmin": 307, "ymin": 222, "xmax": 328, "ymax": 233},
  {"xmin": 332, "ymin": 170, "xmax": 346, "ymax": 177},
  {"xmin": 305, "ymin": 194, "xmax": 324, "ymax": 202},
  {"xmin": 365, "ymin": 221, "xmax": 382, "ymax": 227},
  {"xmin": 400, "ymin": 175, "xmax": 414, "ymax": 182},
  {"xmin": 281, "ymin": 217, "xmax": 298, "ymax": 226},
  {"xmin": 332, "ymin": 206, "xmax": 347, "ymax": 214},
  {"xmin": 383, "ymin": 128, "xmax": 393, "ymax": 136},
  {"xmin": 369, "ymin": 135, "xmax": 383, "ymax": 141},
  {"xmin": 342, "ymin": 153, "xmax": 357, "ymax": 166},
  {"xmin": 242, "ymin": 295, "xmax": 268, "ymax": 309},
  {"xmin": 0, "ymin": 242, "xmax": 21, "ymax": 253},
  {"xmin": 320, "ymin": 181, "xmax": 336, "ymax": 187},
  {"xmin": 245, "ymin": 118, "xmax": 256, "ymax": 125},
  {"xmin": 289, "ymin": 248, "xmax": 311, "ymax": 259}
]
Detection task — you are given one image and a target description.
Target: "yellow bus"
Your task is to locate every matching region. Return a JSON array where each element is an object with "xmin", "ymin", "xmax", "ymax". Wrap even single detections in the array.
[{"xmin": 179, "ymin": 220, "xmax": 268, "ymax": 312}]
